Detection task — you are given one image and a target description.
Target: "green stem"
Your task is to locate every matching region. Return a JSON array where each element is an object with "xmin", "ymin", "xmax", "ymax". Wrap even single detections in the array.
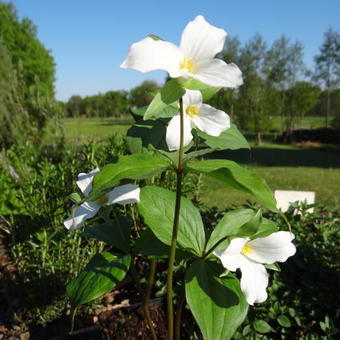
[
  {"xmin": 166, "ymin": 97, "xmax": 185, "ymax": 340},
  {"xmin": 143, "ymin": 259, "xmax": 158, "ymax": 340},
  {"xmin": 174, "ymin": 294, "xmax": 185, "ymax": 340}
]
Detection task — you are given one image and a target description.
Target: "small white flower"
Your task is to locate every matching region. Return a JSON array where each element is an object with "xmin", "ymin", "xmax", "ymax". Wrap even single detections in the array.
[
  {"xmin": 64, "ymin": 168, "xmax": 140, "ymax": 232},
  {"xmin": 214, "ymin": 231, "xmax": 296, "ymax": 305},
  {"xmin": 121, "ymin": 15, "xmax": 243, "ymax": 88},
  {"xmin": 166, "ymin": 89, "xmax": 230, "ymax": 151}
]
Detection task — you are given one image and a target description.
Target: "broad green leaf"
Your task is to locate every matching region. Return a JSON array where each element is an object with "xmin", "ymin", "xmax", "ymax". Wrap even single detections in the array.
[
  {"xmin": 195, "ymin": 125, "xmax": 250, "ymax": 150},
  {"xmin": 205, "ymin": 209, "xmax": 257, "ymax": 253},
  {"xmin": 185, "ymin": 260, "xmax": 248, "ymax": 340},
  {"xmin": 277, "ymin": 315, "xmax": 291, "ymax": 328},
  {"xmin": 186, "ymin": 159, "xmax": 277, "ymax": 211},
  {"xmin": 250, "ymin": 218, "xmax": 279, "ymax": 239},
  {"xmin": 82, "ymin": 215, "xmax": 132, "ymax": 253},
  {"xmin": 144, "ymin": 79, "xmax": 183, "ymax": 120},
  {"xmin": 144, "ymin": 92, "xmax": 167, "ymax": 120},
  {"xmin": 126, "ymin": 119, "xmax": 168, "ymax": 154},
  {"xmin": 131, "ymin": 106, "xmax": 147, "ymax": 117},
  {"xmin": 160, "ymin": 79, "xmax": 185, "ymax": 104},
  {"xmin": 134, "ymin": 229, "xmax": 190, "ymax": 260},
  {"xmin": 253, "ymin": 319, "xmax": 272, "ymax": 334},
  {"xmin": 67, "ymin": 252, "xmax": 130, "ymax": 313},
  {"xmin": 181, "ymin": 78, "xmax": 221, "ymax": 100},
  {"xmin": 138, "ymin": 186, "xmax": 206, "ymax": 256},
  {"xmin": 87, "ymin": 154, "xmax": 170, "ymax": 201}
]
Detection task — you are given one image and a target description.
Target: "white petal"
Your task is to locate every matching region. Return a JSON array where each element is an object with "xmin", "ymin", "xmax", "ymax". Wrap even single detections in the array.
[
  {"xmin": 246, "ymin": 231, "xmax": 296, "ymax": 264},
  {"xmin": 63, "ymin": 201, "xmax": 100, "ymax": 232},
  {"xmin": 183, "ymin": 89, "xmax": 202, "ymax": 109},
  {"xmin": 240, "ymin": 258, "xmax": 269, "ymax": 305},
  {"xmin": 192, "ymin": 104, "xmax": 230, "ymax": 136},
  {"xmin": 106, "ymin": 184, "xmax": 140, "ymax": 206},
  {"xmin": 180, "ymin": 15, "xmax": 226, "ymax": 61},
  {"xmin": 193, "ymin": 59, "xmax": 243, "ymax": 88},
  {"xmin": 120, "ymin": 37, "xmax": 183, "ymax": 77},
  {"xmin": 166, "ymin": 114, "xmax": 193, "ymax": 151},
  {"xmin": 76, "ymin": 168, "xmax": 100, "ymax": 197},
  {"xmin": 214, "ymin": 238, "xmax": 248, "ymax": 272}
]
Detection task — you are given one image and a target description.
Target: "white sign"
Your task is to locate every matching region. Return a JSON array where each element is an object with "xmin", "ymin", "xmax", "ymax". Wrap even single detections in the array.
[{"xmin": 274, "ymin": 190, "xmax": 315, "ymax": 213}]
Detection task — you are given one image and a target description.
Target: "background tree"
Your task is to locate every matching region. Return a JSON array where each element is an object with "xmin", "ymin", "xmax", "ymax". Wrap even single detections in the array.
[
  {"xmin": 129, "ymin": 80, "xmax": 159, "ymax": 108},
  {"xmin": 0, "ymin": 1, "xmax": 55, "ymax": 97},
  {"xmin": 314, "ymin": 28, "xmax": 340, "ymax": 127},
  {"xmin": 237, "ymin": 34, "xmax": 269, "ymax": 144}
]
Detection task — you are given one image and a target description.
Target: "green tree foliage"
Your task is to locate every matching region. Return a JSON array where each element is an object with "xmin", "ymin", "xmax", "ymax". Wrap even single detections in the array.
[
  {"xmin": 65, "ymin": 91, "xmax": 129, "ymax": 118},
  {"xmin": 314, "ymin": 28, "xmax": 340, "ymax": 126},
  {"xmin": 285, "ymin": 81, "xmax": 321, "ymax": 124},
  {"xmin": 129, "ymin": 80, "xmax": 160, "ymax": 108},
  {"xmin": 0, "ymin": 1, "xmax": 60, "ymax": 148},
  {"xmin": 0, "ymin": 1, "xmax": 55, "ymax": 97}
]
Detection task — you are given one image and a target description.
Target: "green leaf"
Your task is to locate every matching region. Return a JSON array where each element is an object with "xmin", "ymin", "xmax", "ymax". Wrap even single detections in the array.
[
  {"xmin": 144, "ymin": 93, "xmax": 167, "ymax": 120},
  {"xmin": 181, "ymin": 78, "xmax": 221, "ymax": 101},
  {"xmin": 131, "ymin": 106, "xmax": 147, "ymax": 116},
  {"xmin": 250, "ymin": 218, "xmax": 279, "ymax": 239},
  {"xmin": 186, "ymin": 159, "xmax": 277, "ymax": 211},
  {"xmin": 67, "ymin": 252, "xmax": 130, "ymax": 313},
  {"xmin": 253, "ymin": 319, "xmax": 272, "ymax": 334},
  {"xmin": 126, "ymin": 119, "xmax": 169, "ymax": 154},
  {"xmin": 160, "ymin": 79, "xmax": 185, "ymax": 104},
  {"xmin": 144, "ymin": 79, "xmax": 183, "ymax": 120},
  {"xmin": 82, "ymin": 216, "xmax": 132, "ymax": 253},
  {"xmin": 195, "ymin": 125, "xmax": 250, "ymax": 150},
  {"xmin": 138, "ymin": 186, "xmax": 206, "ymax": 256},
  {"xmin": 277, "ymin": 315, "xmax": 291, "ymax": 328},
  {"xmin": 185, "ymin": 260, "xmax": 248, "ymax": 340},
  {"xmin": 134, "ymin": 229, "xmax": 190, "ymax": 260},
  {"xmin": 69, "ymin": 192, "xmax": 82, "ymax": 204},
  {"xmin": 205, "ymin": 209, "xmax": 258, "ymax": 253},
  {"xmin": 147, "ymin": 33, "xmax": 164, "ymax": 41},
  {"xmin": 264, "ymin": 263, "xmax": 281, "ymax": 272},
  {"xmin": 87, "ymin": 154, "xmax": 170, "ymax": 201}
]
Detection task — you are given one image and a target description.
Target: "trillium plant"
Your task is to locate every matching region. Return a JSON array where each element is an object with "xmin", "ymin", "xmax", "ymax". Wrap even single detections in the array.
[{"xmin": 64, "ymin": 16, "xmax": 296, "ymax": 340}]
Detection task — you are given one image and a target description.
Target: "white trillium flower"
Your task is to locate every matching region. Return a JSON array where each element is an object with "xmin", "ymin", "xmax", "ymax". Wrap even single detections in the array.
[
  {"xmin": 166, "ymin": 89, "xmax": 230, "ymax": 151},
  {"xmin": 214, "ymin": 231, "xmax": 296, "ymax": 305},
  {"xmin": 120, "ymin": 15, "xmax": 243, "ymax": 88},
  {"xmin": 64, "ymin": 168, "xmax": 140, "ymax": 232}
]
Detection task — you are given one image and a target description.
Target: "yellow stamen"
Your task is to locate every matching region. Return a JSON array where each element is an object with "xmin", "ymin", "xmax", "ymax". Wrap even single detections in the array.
[
  {"xmin": 186, "ymin": 105, "xmax": 200, "ymax": 118},
  {"xmin": 179, "ymin": 57, "xmax": 195, "ymax": 73},
  {"xmin": 242, "ymin": 243, "xmax": 252, "ymax": 255},
  {"xmin": 97, "ymin": 194, "xmax": 108, "ymax": 204}
]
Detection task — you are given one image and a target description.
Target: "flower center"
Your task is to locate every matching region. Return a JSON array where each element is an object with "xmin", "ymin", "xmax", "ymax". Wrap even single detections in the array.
[
  {"xmin": 186, "ymin": 105, "xmax": 200, "ymax": 118},
  {"xmin": 242, "ymin": 243, "xmax": 252, "ymax": 255},
  {"xmin": 180, "ymin": 57, "xmax": 195, "ymax": 73},
  {"xmin": 97, "ymin": 194, "xmax": 108, "ymax": 204}
]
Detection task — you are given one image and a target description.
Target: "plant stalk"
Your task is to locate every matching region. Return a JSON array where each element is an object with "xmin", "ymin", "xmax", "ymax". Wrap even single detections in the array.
[
  {"xmin": 166, "ymin": 97, "xmax": 185, "ymax": 340},
  {"xmin": 143, "ymin": 259, "xmax": 158, "ymax": 340},
  {"xmin": 174, "ymin": 294, "xmax": 186, "ymax": 340}
]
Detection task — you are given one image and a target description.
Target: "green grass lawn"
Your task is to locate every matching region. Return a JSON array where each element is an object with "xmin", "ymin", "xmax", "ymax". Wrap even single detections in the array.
[
  {"xmin": 63, "ymin": 117, "xmax": 133, "ymax": 143},
  {"xmin": 62, "ymin": 116, "xmax": 340, "ymax": 209}
]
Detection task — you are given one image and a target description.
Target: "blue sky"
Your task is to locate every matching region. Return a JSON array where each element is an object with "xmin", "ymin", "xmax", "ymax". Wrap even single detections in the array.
[{"xmin": 7, "ymin": 0, "xmax": 340, "ymax": 101}]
